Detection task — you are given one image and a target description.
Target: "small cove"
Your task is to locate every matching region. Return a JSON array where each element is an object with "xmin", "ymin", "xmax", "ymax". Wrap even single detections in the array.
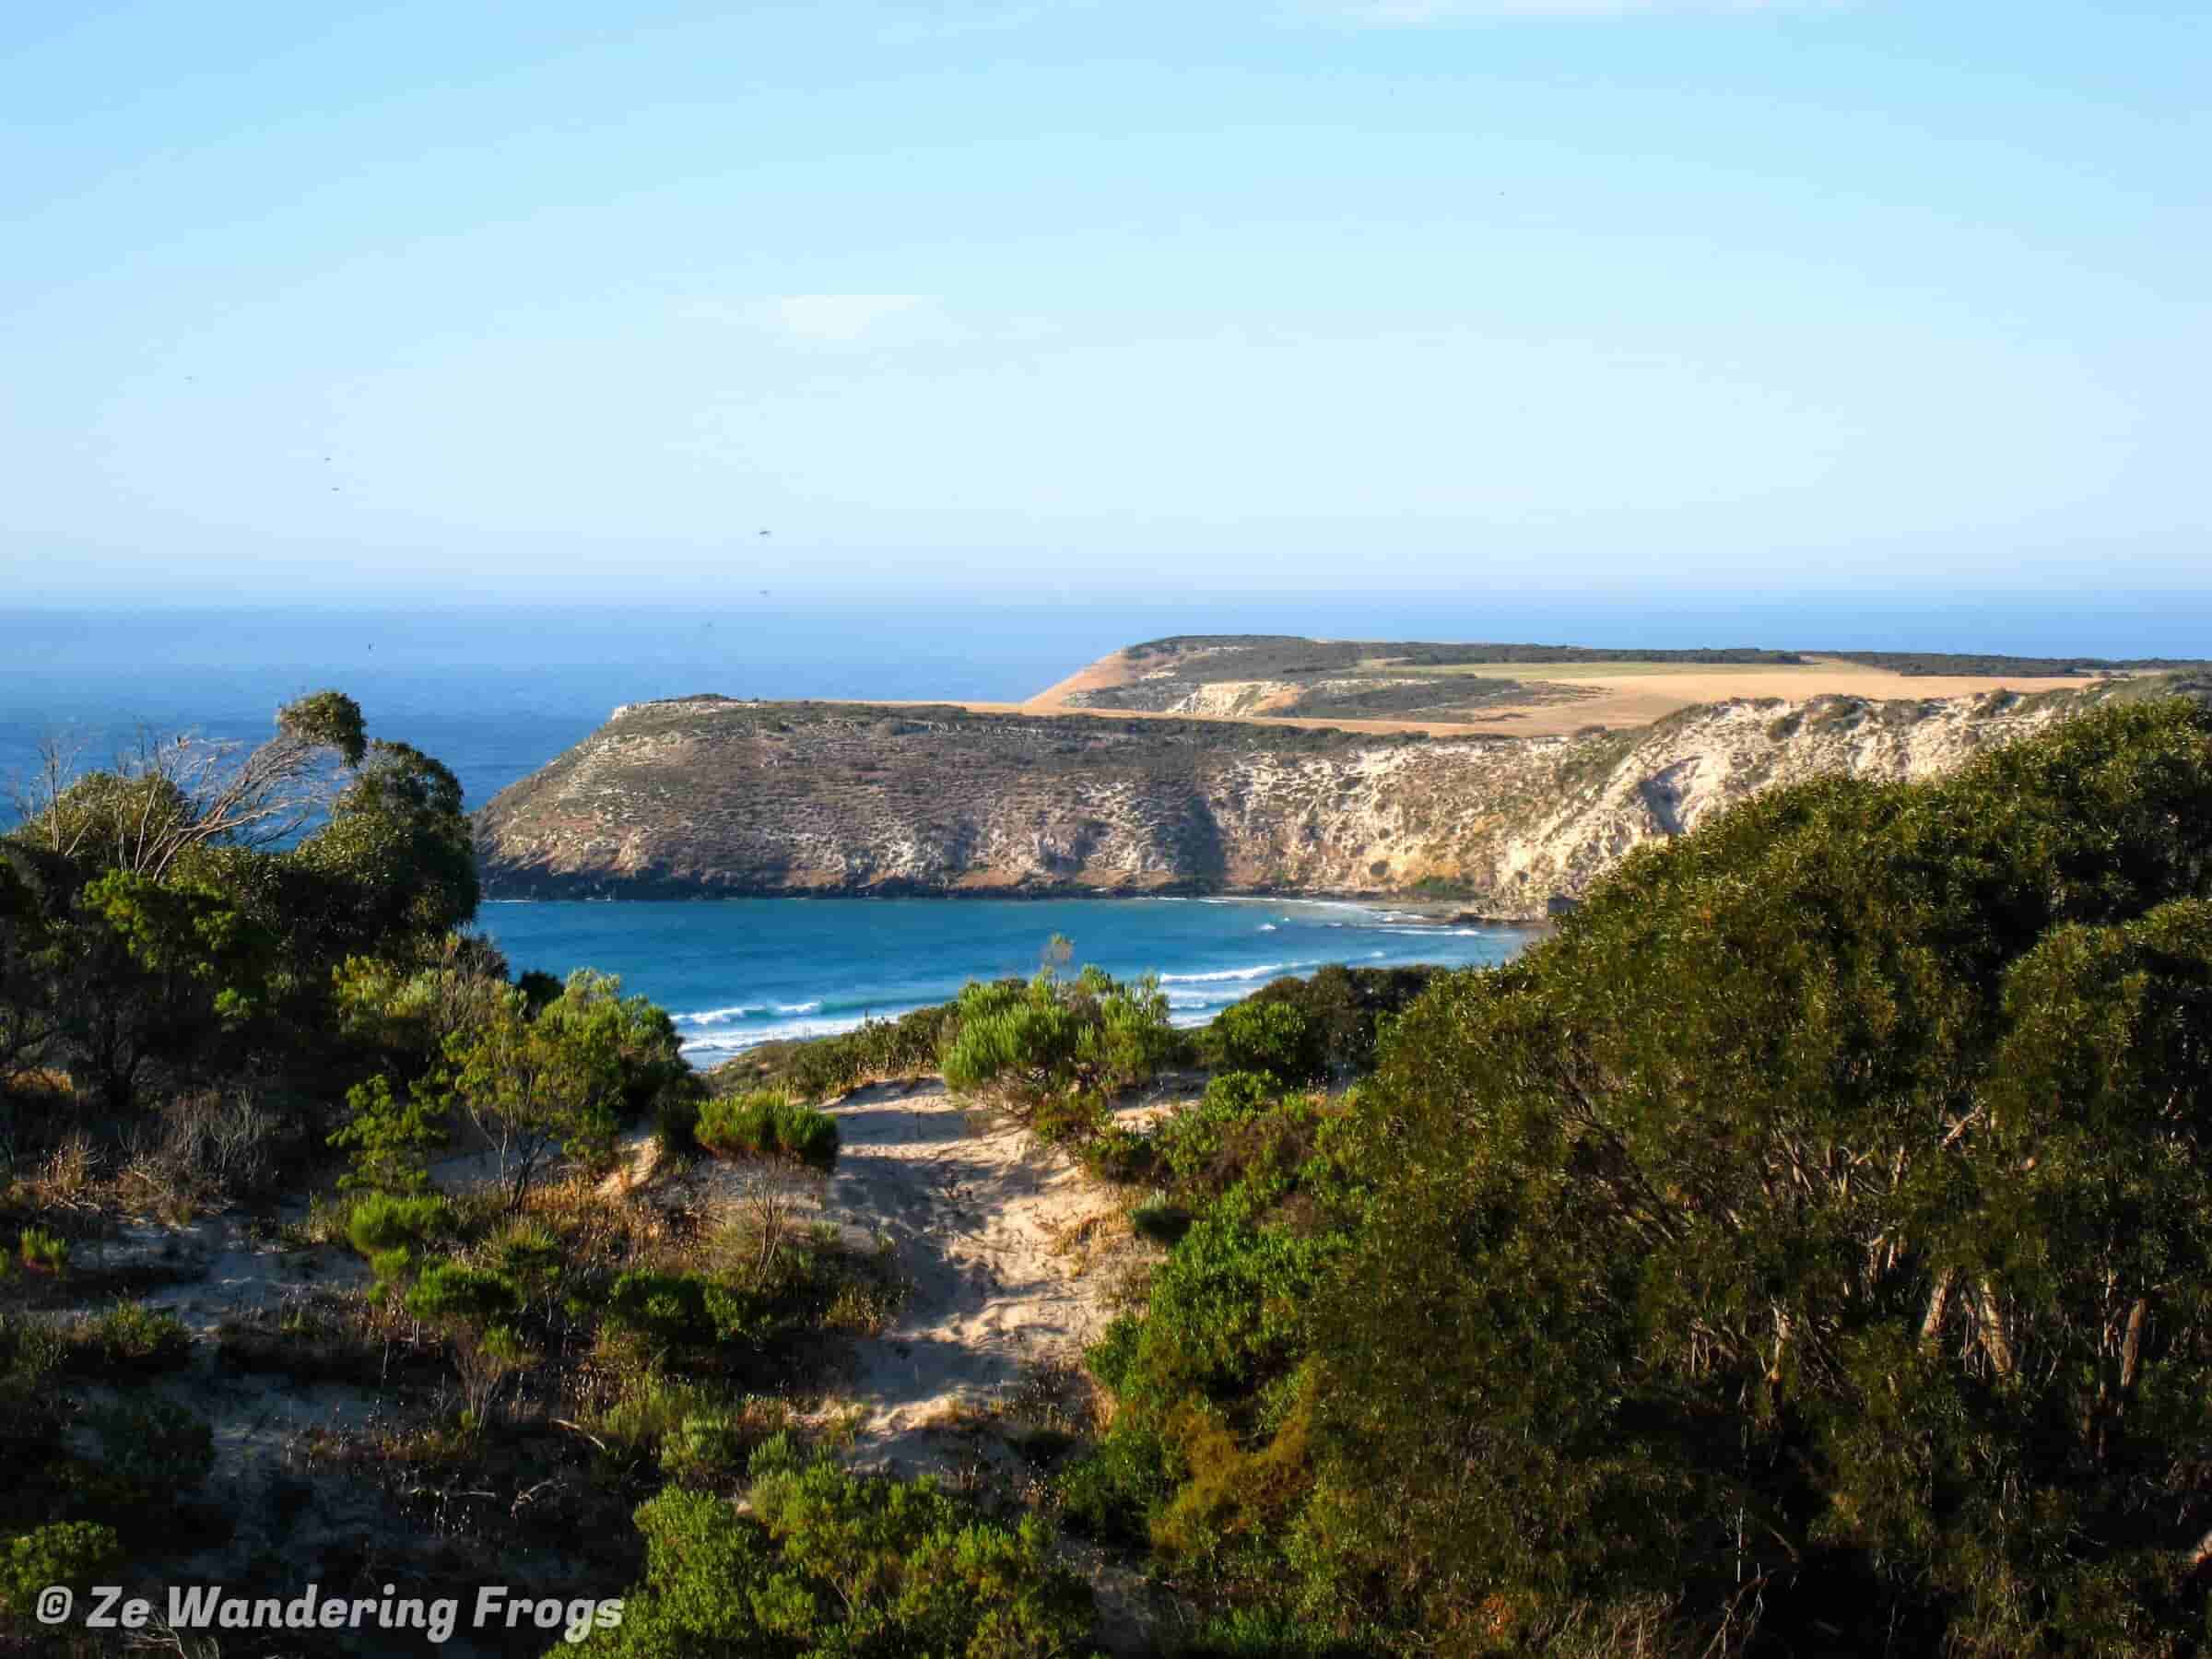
[{"xmin": 476, "ymin": 895, "xmax": 1533, "ymax": 1061}]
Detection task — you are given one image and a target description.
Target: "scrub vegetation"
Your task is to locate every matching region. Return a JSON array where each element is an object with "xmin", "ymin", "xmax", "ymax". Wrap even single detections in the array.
[
  {"xmin": 10, "ymin": 683, "xmax": 2212, "ymax": 1655},
  {"xmin": 1041, "ymin": 694, "xmax": 2212, "ymax": 1655},
  {"xmin": 0, "ymin": 692, "xmax": 1085, "ymax": 1656}
]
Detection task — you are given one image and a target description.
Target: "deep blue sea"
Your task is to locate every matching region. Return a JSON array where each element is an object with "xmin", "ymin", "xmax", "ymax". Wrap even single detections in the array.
[{"xmin": 7, "ymin": 593, "xmax": 2205, "ymax": 1061}]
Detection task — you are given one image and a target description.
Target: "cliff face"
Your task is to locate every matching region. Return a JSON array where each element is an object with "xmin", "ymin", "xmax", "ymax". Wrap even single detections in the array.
[{"xmin": 474, "ymin": 681, "xmax": 2171, "ymax": 917}]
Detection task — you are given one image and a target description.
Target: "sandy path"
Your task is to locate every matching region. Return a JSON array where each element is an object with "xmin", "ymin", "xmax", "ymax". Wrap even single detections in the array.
[
  {"xmin": 807, "ymin": 1079, "xmax": 1162, "ymax": 1473},
  {"xmin": 822, "ymin": 1081, "xmax": 1117, "ymax": 1459}
]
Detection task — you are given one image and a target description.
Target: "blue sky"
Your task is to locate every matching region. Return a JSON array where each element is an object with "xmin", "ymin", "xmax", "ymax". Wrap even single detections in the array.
[{"xmin": 4, "ymin": 1, "xmax": 2205, "ymax": 608}]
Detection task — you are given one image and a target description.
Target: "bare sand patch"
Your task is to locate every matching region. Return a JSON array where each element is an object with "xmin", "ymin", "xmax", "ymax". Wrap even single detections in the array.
[
  {"xmin": 794, "ymin": 1078, "xmax": 1168, "ymax": 1476},
  {"xmin": 627, "ymin": 1077, "xmax": 1177, "ymax": 1477},
  {"xmin": 1020, "ymin": 648, "xmax": 1147, "ymax": 712}
]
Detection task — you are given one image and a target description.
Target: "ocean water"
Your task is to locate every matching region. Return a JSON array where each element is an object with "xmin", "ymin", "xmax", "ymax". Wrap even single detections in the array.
[
  {"xmin": 477, "ymin": 896, "xmax": 1529, "ymax": 1061},
  {"xmin": 7, "ymin": 593, "xmax": 2202, "ymax": 1064}
]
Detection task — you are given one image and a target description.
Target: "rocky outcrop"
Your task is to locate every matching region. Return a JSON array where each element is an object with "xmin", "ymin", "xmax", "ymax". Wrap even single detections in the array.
[{"xmin": 474, "ymin": 680, "xmax": 2188, "ymax": 917}]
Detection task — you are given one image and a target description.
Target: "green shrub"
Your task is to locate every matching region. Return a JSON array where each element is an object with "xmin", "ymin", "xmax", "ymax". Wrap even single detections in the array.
[
  {"xmin": 604, "ymin": 1269, "xmax": 714, "ymax": 1348},
  {"xmin": 0, "ymin": 1312, "xmax": 62, "ymax": 1396},
  {"xmin": 1056, "ymin": 1418, "xmax": 1171, "ymax": 1547},
  {"xmin": 328, "ymin": 1072, "xmax": 447, "ymax": 1194},
  {"xmin": 1159, "ymin": 1072, "xmax": 1271, "ymax": 1176},
  {"xmin": 773, "ymin": 1104, "xmax": 839, "ymax": 1172},
  {"xmin": 1184, "ymin": 1607, "xmax": 1382, "ymax": 1657},
  {"xmin": 487, "ymin": 1219, "xmax": 565, "ymax": 1295},
  {"xmin": 590, "ymin": 1375, "xmax": 725, "ymax": 1452},
  {"xmin": 659, "ymin": 1403, "xmax": 790, "ymax": 1488},
  {"xmin": 571, "ymin": 1445, "xmax": 1092, "ymax": 1656},
  {"xmin": 1079, "ymin": 1122, "xmax": 1157, "ymax": 1183},
  {"xmin": 0, "ymin": 1522, "xmax": 122, "ymax": 1618},
  {"xmin": 344, "ymin": 1192, "xmax": 452, "ymax": 1257},
  {"xmin": 1229, "ymin": 963, "xmax": 1440, "ymax": 1081},
  {"xmin": 601, "ymin": 1269, "xmax": 771, "ymax": 1349},
  {"xmin": 657, "ymin": 1414, "xmax": 749, "ymax": 1486},
  {"xmin": 735, "ymin": 999, "xmax": 965, "ymax": 1101},
  {"xmin": 695, "ymin": 1091, "xmax": 839, "ymax": 1172},
  {"xmin": 940, "ymin": 965, "xmax": 1182, "ymax": 1114},
  {"xmin": 17, "ymin": 1227, "xmax": 67, "ymax": 1275},
  {"xmin": 1108, "ymin": 1213, "xmax": 1347, "ymax": 1414},
  {"xmin": 441, "ymin": 969, "xmax": 688, "ymax": 1209},
  {"xmin": 60, "ymin": 1302, "xmax": 193, "ymax": 1376},
  {"xmin": 404, "ymin": 1261, "xmax": 523, "ymax": 1327},
  {"xmin": 1200, "ymin": 1000, "xmax": 1314, "ymax": 1084},
  {"xmin": 1068, "ymin": 1082, "xmax": 1371, "ymax": 1614},
  {"xmin": 369, "ymin": 1246, "xmax": 418, "ymax": 1291},
  {"xmin": 1146, "ymin": 1075, "xmax": 1339, "ymax": 1208}
]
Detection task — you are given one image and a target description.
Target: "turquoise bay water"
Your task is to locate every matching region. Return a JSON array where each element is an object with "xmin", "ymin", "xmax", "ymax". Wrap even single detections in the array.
[
  {"xmin": 477, "ymin": 896, "xmax": 1531, "ymax": 1063},
  {"xmin": 19, "ymin": 595, "xmax": 2182, "ymax": 1068}
]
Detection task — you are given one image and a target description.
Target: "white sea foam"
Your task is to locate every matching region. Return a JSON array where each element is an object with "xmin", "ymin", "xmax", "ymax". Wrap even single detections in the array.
[
  {"xmin": 675, "ymin": 1004, "xmax": 762, "ymax": 1026},
  {"xmin": 676, "ymin": 996, "xmax": 830, "ymax": 1030},
  {"xmin": 679, "ymin": 1008, "xmax": 924, "ymax": 1055},
  {"xmin": 1157, "ymin": 959, "xmax": 1322, "ymax": 984},
  {"xmin": 1166, "ymin": 986, "xmax": 1249, "ymax": 1009}
]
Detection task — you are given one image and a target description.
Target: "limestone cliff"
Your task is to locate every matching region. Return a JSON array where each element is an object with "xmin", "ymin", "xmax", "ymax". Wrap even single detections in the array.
[{"xmin": 473, "ymin": 678, "xmax": 2194, "ymax": 917}]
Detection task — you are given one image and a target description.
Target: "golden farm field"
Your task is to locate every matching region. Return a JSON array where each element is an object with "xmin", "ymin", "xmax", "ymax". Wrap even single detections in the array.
[{"xmin": 995, "ymin": 648, "xmax": 2088, "ymax": 737}]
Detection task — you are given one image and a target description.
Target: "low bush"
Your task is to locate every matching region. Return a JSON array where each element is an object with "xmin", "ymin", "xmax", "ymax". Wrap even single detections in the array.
[
  {"xmin": 1197, "ymin": 1000, "xmax": 1314, "ymax": 1085},
  {"xmin": 344, "ymin": 1191, "xmax": 453, "ymax": 1257},
  {"xmin": 572, "ymin": 1441, "xmax": 1093, "ymax": 1656},
  {"xmin": 739, "ymin": 999, "xmax": 965, "ymax": 1102},
  {"xmin": 17, "ymin": 1227, "xmax": 67, "ymax": 1275},
  {"xmin": 58, "ymin": 1302, "xmax": 194, "ymax": 1376},
  {"xmin": 0, "ymin": 1312, "xmax": 62, "ymax": 1397},
  {"xmin": 659, "ymin": 1405, "xmax": 791, "ymax": 1488},
  {"xmin": 940, "ymin": 965, "xmax": 1182, "ymax": 1113},
  {"xmin": 1128, "ymin": 1190, "xmax": 1191, "ymax": 1245},
  {"xmin": 404, "ymin": 1260, "xmax": 523, "ymax": 1328},
  {"xmin": 603, "ymin": 1269, "xmax": 743, "ymax": 1349},
  {"xmin": 1056, "ymin": 1418, "xmax": 1171, "ymax": 1548},
  {"xmin": 329, "ymin": 1073, "xmax": 447, "ymax": 1194},
  {"xmin": 369, "ymin": 1245, "xmax": 418, "ymax": 1292},
  {"xmin": 0, "ymin": 1522, "xmax": 122, "ymax": 1619},
  {"xmin": 487, "ymin": 1218, "xmax": 566, "ymax": 1297},
  {"xmin": 1150, "ymin": 1074, "xmax": 1336, "ymax": 1205},
  {"xmin": 1060, "ymin": 1082, "xmax": 1372, "ymax": 1599},
  {"xmin": 1226, "ymin": 964, "xmax": 1439, "ymax": 1082},
  {"xmin": 590, "ymin": 1374, "xmax": 728, "ymax": 1453},
  {"xmin": 1078, "ymin": 1122, "xmax": 1157, "ymax": 1183},
  {"xmin": 696, "ymin": 1092, "xmax": 839, "ymax": 1172}
]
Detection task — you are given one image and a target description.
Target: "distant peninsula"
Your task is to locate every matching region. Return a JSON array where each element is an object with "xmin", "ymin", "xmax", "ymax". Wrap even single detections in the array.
[{"xmin": 472, "ymin": 637, "xmax": 2207, "ymax": 916}]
